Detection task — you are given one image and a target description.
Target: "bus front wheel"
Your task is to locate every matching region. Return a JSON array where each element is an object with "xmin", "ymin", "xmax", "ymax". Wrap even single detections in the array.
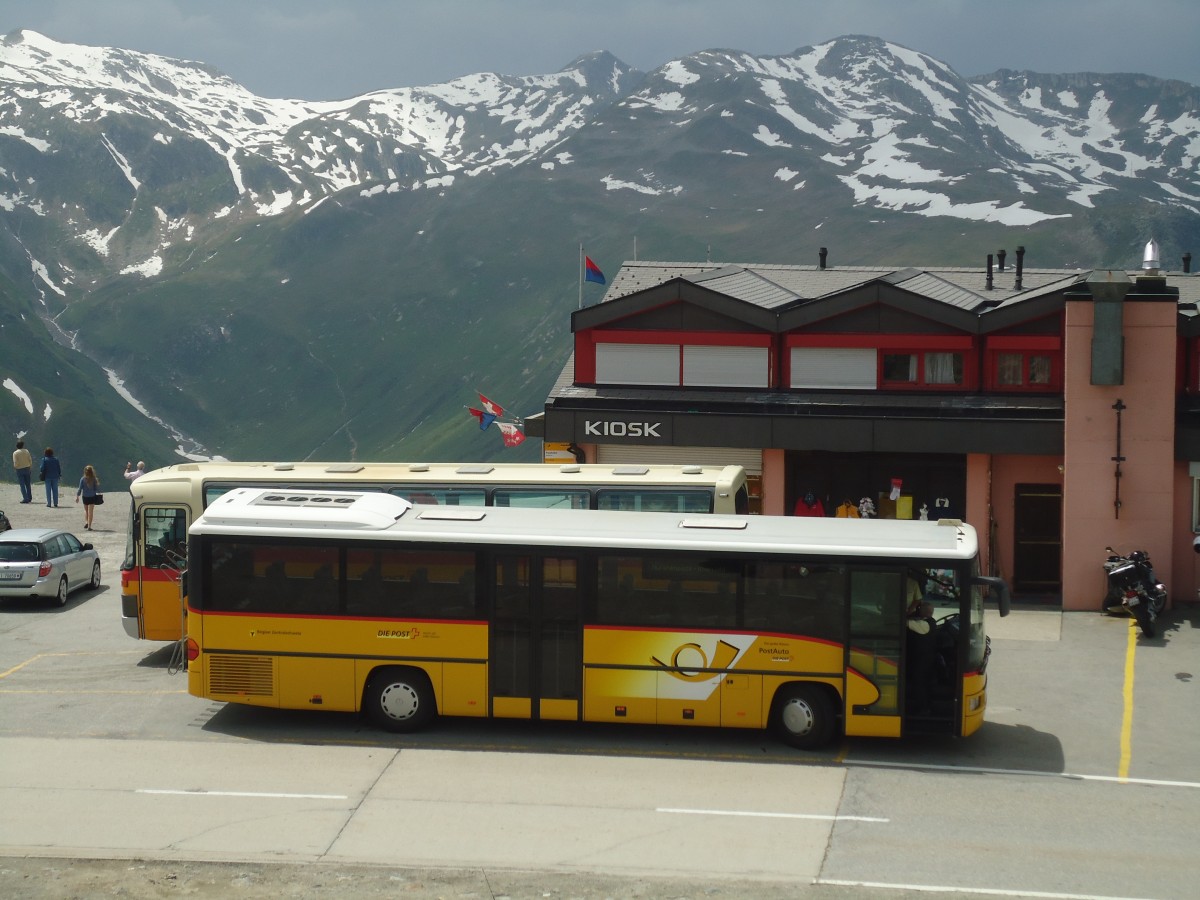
[
  {"xmin": 364, "ymin": 668, "xmax": 435, "ymax": 733},
  {"xmin": 772, "ymin": 684, "xmax": 836, "ymax": 749}
]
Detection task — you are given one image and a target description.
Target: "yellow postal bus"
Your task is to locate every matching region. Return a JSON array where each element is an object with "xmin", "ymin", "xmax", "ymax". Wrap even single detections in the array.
[
  {"xmin": 185, "ymin": 488, "xmax": 1009, "ymax": 747},
  {"xmin": 122, "ymin": 460, "xmax": 749, "ymax": 642}
]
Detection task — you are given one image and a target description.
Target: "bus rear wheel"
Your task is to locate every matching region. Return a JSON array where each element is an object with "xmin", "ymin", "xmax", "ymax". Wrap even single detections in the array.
[
  {"xmin": 364, "ymin": 668, "xmax": 435, "ymax": 733},
  {"xmin": 772, "ymin": 684, "xmax": 836, "ymax": 749}
]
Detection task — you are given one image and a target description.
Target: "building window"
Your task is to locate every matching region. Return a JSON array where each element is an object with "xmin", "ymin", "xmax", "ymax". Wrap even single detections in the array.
[
  {"xmin": 682, "ymin": 345, "xmax": 769, "ymax": 388},
  {"xmin": 881, "ymin": 351, "xmax": 964, "ymax": 388},
  {"xmin": 990, "ymin": 351, "xmax": 1058, "ymax": 391},
  {"xmin": 595, "ymin": 343, "xmax": 679, "ymax": 386},
  {"xmin": 926, "ymin": 352, "xmax": 963, "ymax": 385},
  {"xmin": 882, "ymin": 354, "xmax": 917, "ymax": 383},
  {"xmin": 790, "ymin": 347, "xmax": 877, "ymax": 389}
]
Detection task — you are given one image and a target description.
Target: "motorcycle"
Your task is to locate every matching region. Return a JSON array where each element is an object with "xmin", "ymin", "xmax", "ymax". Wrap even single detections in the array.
[{"xmin": 1102, "ymin": 547, "xmax": 1167, "ymax": 638}]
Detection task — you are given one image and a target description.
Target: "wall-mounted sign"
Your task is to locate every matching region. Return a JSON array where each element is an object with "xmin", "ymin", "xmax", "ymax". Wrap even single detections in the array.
[{"xmin": 580, "ymin": 416, "xmax": 671, "ymax": 443}]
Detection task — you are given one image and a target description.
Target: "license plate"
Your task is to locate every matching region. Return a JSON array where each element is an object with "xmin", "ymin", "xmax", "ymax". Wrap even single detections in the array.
[
  {"xmin": 1126, "ymin": 595, "xmax": 1140, "ymax": 607},
  {"xmin": 0, "ymin": 570, "xmax": 24, "ymax": 580}
]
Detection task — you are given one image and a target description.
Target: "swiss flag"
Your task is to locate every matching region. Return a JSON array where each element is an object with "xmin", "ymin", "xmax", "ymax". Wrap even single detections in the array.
[
  {"xmin": 478, "ymin": 394, "xmax": 504, "ymax": 417},
  {"xmin": 497, "ymin": 422, "xmax": 525, "ymax": 447}
]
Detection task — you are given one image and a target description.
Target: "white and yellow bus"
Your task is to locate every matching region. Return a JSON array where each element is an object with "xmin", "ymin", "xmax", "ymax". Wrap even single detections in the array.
[
  {"xmin": 184, "ymin": 488, "xmax": 1009, "ymax": 747},
  {"xmin": 122, "ymin": 461, "xmax": 749, "ymax": 641}
]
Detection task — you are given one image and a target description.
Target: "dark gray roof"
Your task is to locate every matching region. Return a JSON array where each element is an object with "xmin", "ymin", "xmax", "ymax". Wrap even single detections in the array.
[{"xmin": 599, "ymin": 260, "xmax": 1199, "ymax": 315}]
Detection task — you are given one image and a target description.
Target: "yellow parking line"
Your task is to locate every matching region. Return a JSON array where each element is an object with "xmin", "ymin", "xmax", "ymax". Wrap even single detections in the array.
[
  {"xmin": 0, "ymin": 650, "xmax": 143, "ymax": 680},
  {"xmin": 1118, "ymin": 620, "xmax": 1137, "ymax": 780}
]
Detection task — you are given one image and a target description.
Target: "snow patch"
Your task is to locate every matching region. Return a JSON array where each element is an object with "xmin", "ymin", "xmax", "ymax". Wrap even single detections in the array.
[
  {"xmin": 0, "ymin": 125, "xmax": 51, "ymax": 151},
  {"xmin": 120, "ymin": 255, "xmax": 164, "ymax": 277},
  {"xmin": 752, "ymin": 125, "xmax": 791, "ymax": 148},
  {"xmin": 3, "ymin": 378, "xmax": 34, "ymax": 414}
]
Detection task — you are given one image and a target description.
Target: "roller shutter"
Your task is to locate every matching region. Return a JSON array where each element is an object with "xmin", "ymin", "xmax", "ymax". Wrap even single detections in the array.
[
  {"xmin": 791, "ymin": 347, "xmax": 877, "ymax": 389},
  {"xmin": 596, "ymin": 343, "xmax": 679, "ymax": 386},
  {"xmin": 683, "ymin": 345, "xmax": 769, "ymax": 388}
]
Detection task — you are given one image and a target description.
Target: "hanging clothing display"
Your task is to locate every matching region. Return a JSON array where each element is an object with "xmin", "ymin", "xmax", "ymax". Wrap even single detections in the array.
[
  {"xmin": 835, "ymin": 501, "xmax": 859, "ymax": 518},
  {"xmin": 793, "ymin": 492, "xmax": 825, "ymax": 517}
]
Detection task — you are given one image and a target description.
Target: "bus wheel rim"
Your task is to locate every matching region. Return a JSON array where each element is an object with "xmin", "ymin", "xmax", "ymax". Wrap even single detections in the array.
[
  {"xmin": 379, "ymin": 682, "xmax": 419, "ymax": 721},
  {"xmin": 781, "ymin": 698, "xmax": 815, "ymax": 736}
]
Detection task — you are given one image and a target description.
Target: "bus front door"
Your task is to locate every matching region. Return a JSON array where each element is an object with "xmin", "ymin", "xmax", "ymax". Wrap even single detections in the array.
[
  {"xmin": 134, "ymin": 506, "xmax": 188, "ymax": 641},
  {"xmin": 490, "ymin": 554, "xmax": 581, "ymax": 721},
  {"xmin": 844, "ymin": 567, "xmax": 903, "ymax": 738}
]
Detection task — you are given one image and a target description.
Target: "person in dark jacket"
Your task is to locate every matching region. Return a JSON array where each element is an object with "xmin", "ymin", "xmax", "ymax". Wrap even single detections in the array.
[
  {"xmin": 905, "ymin": 596, "xmax": 938, "ymax": 716},
  {"xmin": 39, "ymin": 447, "xmax": 63, "ymax": 508}
]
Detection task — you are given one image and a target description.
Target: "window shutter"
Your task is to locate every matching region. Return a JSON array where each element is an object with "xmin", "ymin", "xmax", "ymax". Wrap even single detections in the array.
[
  {"xmin": 790, "ymin": 347, "xmax": 877, "ymax": 389},
  {"xmin": 683, "ymin": 345, "xmax": 768, "ymax": 388},
  {"xmin": 595, "ymin": 343, "xmax": 679, "ymax": 386}
]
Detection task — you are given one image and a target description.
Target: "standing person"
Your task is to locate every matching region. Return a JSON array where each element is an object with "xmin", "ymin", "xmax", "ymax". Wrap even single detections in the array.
[
  {"xmin": 124, "ymin": 460, "xmax": 146, "ymax": 482},
  {"xmin": 12, "ymin": 440, "xmax": 33, "ymax": 504},
  {"xmin": 39, "ymin": 447, "xmax": 62, "ymax": 508},
  {"xmin": 76, "ymin": 465, "xmax": 101, "ymax": 530}
]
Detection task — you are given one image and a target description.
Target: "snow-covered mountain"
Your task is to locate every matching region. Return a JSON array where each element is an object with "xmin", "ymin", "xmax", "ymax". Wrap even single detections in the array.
[
  {"xmin": 0, "ymin": 30, "xmax": 641, "ymax": 286},
  {"xmin": 1, "ymin": 29, "xmax": 1198, "ymax": 470}
]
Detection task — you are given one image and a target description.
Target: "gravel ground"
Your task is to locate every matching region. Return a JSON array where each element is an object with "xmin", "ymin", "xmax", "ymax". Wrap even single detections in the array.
[{"xmin": 0, "ymin": 856, "xmax": 808, "ymax": 900}]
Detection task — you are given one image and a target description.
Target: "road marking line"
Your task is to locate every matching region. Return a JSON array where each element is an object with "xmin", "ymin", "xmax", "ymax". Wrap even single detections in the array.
[
  {"xmin": 1119, "ymin": 618, "xmax": 1137, "ymax": 780},
  {"xmin": 848, "ymin": 759, "xmax": 1200, "ymax": 789},
  {"xmin": 658, "ymin": 807, "xmax": 887, "ymax": 822},
  {"xmin": 137, "ymin": 789, "xmax": 347, "ymax": 800},
  {"xmin": 0, "ymin": 650, "xmax": 142, "ymax": 679},
  {"xmin": 817, "ymin": 878, "xmax": 1157, "ymax": 899}
]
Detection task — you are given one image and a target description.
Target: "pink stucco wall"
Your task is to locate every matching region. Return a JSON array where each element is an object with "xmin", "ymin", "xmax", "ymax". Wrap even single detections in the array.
[
  {"xmin": 985, "ymin": 455, "xmax": 1064, "ymax": 587},
  {"xmin": 1061, "ymin": 293, "xmax": 1178, "ymax": 610},
  {"xmin": 761, "ymin": 449, "xmax": 786, "ymax": 516}
]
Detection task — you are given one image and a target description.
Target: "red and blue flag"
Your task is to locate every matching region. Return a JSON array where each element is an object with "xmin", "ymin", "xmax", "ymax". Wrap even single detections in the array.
[
  {"xmin": 584, "ymin": 256, "xmax": 605, "ymax": 285},
  {"xmin": 468, "ymin": 407, "xmax": 496, "ymax": 430}
]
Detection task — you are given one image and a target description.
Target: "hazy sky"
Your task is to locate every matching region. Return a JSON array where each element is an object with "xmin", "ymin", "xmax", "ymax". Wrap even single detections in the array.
[{"xmin": 4, "ymin": 0, "xmax": 1198, "ymax": 100}]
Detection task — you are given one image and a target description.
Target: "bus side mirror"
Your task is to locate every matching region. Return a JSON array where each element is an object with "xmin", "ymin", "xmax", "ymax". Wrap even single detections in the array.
[{"xmin": 971, "ymin": 576, "xmax": 1012, "ymax": 617}]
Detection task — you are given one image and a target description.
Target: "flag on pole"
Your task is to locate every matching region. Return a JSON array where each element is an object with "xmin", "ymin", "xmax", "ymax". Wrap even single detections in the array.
[
  {"xmin": 467, "ymin": 407, "xmax": 496, "ymax": 430},
  {"xmin": 497, "ymin": 422, "xmax": 526, "ymax": 447},
  {"xmin": 478, "ymin": 394, "xmax": 504, "ymax": 417},
  {"xmin": 584, "ymin": 256, "xmax": 606, "ymax": 285}
]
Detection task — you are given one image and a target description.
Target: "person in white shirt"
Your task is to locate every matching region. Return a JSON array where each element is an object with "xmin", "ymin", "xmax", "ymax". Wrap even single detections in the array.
[{"xmin": 124, "ymin": 461, "xmax": 146, "ymax": 482}]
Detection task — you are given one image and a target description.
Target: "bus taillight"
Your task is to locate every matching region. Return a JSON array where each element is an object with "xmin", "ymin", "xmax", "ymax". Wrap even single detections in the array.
[{"xmin": 185, "ymin": 638, "xmax": 199, "ymax": 661}]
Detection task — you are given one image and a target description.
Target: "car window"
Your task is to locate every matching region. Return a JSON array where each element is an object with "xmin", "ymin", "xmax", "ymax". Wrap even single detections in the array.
[
  {"xmin": 0, "ymin": 542, "xmax": 42, "ymax": 562},
  {"xmin": 61, "ymin": 533, "xmax": 82, "ymax": 554}
]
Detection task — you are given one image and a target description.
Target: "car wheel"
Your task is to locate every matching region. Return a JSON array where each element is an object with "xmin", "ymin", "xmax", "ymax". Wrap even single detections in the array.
[
  {"xmin": 55, "ymin": 576, "xmax": 69, "ymax": 607},
  {"xmin": 364, "ymin": 667, "xmax": 436, "ymax": 733},
  {"xmin": 89, "ymin": 560, "xmax": 101, "ymax": 590}
]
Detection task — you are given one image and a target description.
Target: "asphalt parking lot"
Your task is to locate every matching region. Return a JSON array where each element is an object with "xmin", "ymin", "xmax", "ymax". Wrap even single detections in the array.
[{"xmin": 2, "ymin": 482, "xmax": 1198, "ymax": 898}]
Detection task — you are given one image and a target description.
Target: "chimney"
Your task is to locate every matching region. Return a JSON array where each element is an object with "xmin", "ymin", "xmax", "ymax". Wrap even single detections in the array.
[
  {"xmin": 1015, "ymin": 246, "xmax": 1025, "ymax": 290},
  {"xmin": 986, "ymin": 254, "xmax": 994, "ymax": 290},
  {"xmin": 1183, "ymin": 252, "xmax": 1192, "ymax": 274},
  {"xmin": 997, "ymin": 249, "xmax": 1007, "ymax": 271},
  {"xmin": 819, "ymin": 247, "xmax": 828, "ymax": 270},
  {"xmin": 1142, "ymin": 238, "xmax": 1160, "ymax": 275}
]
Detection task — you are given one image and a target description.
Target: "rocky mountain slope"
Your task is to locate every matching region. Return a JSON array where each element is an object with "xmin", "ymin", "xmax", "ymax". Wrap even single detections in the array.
[{"xmin": 1, "ymin": 29, "xmax": 1197, "ymax": 471}]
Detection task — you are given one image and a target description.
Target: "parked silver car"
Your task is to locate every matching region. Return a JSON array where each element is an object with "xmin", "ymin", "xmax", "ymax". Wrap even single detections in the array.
[{"xmin": 0, "ymin": 528, "xmax": 101, "ymax": 606}]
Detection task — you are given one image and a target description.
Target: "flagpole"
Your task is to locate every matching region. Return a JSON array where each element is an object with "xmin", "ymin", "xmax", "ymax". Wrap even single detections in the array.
[{"xmin": 578, "ymin": 243, "xmax": 583, "ymax": 310}]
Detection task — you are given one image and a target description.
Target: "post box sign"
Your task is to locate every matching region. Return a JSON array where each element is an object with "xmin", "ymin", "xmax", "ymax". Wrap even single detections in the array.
[{"xmin": 580, "ymin": 416, "xmax": 671, "ymax": 443}]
